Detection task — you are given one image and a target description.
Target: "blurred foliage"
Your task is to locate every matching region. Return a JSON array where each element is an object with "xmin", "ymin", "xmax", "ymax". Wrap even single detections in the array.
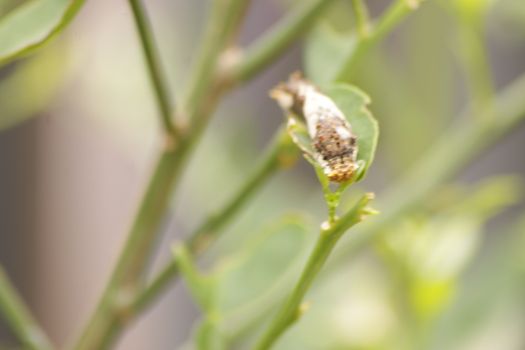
[
  {"xmin": 0, "ymin": 0, "xmax": 84, "ymax": 66},
  {"xmin": 176, "ymin": 216, "xmax": 310, "ymax": 348},
  {"xmin": 0, "ymin": 43, "xmax": 69, "ymax": 130},
  {"xmin": 266, "ymin": 176, "xmax": 523, "ymax": 350},
  {"xmin": 0, "ymin": 0, "xmax": 524, "ymax": 349}
]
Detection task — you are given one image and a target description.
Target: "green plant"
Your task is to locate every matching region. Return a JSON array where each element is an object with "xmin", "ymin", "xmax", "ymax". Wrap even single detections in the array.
[{"xmin": 1, "ymin": 0, "xmax": 525, "ymax": 349}]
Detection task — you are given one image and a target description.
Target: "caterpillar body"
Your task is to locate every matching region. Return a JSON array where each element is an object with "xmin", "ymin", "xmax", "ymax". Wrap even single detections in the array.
[{"xmin": 271, "ymin": 73, "xmax": 358, "ymax": 182}]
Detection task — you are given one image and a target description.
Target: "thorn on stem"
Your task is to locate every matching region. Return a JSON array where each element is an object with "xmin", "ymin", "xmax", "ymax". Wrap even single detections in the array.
[
  {"xmin": 297, "ymin": 302, "xmax": 310, "ymax": 318},
  {"xmin": 111, "ymin": 287, "xmax": 136, "ymax": 326},
  {"xmin": 406, "ymin": 0, "xmax": 422, "ymax": 10},
  {"xmin": 320, "ymin": 221, "xmax": 332, "ymax": 231}
]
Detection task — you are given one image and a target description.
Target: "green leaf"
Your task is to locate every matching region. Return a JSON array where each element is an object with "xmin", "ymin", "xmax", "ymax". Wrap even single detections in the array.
[
  {"xmin": 0, "ymin": 0, "xmax": 85, "ymax": 66},
  {"xmin": 173, "ymin": 245, "xmax": 216, "ymax": 312},
  {"xmin": 214, "ymin": 215, "xmax": 310, "ymax": 332},
  {"xmin": 179, "ymin": 215, "xmax": 310, "ymax": 347},
  {"xmin": 0, "ymin": 44, "xmax": 68, "ymax": 130},
  {"xmin": 303, "ymin": 22, "xmax": 354, "ymax": 86},
  {"xmin": 325, "ymin": 84, "xmax": 378, "ymax": 181},
  {"xmin": 286, "ymin": 117, "xmax": 314, "ymax": 156}
]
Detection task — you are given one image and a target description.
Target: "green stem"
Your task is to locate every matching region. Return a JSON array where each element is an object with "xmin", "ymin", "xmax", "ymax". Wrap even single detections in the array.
[
  {"xmin": 230, "ymin": 0, "xmax": 338, "ymax": 83},
  {"xmin": 73, "ymin": 147, "xmax": 186, "ymax": 350},
  {"xmin": 333, "ymin": 71, "xmax": 525, "ymax": 267},
  {"xmin": 73, "ymin": 1, "xmax": 251, "ymax": 348},
  {"xmin": 188, "ymin": 127, "xmax": 296, "ymax": 253},
  {"xmin": 0, "ymin": 267, "xmax": 54, "ymax": 350},
  {"xmin": 336, "ymin": 0, "xmax": 422, "ymax": 81},
  {"xmin": 456, "ymin": 21, "xmax": 494, "ymax": 120},
  {"xmin": 351, "ymin": 0, "xmax": 371, "ymax": 39},
  {"xmin": 128, "ymin": 0, "xmax": 177, "ymax": 137},
  {"xmin": 252, "ymin": 194, "xmax": 375, "ymax": 350},
  {"xmin": 131, "ymin": 260, "xmax": 179, "ymax": 315},
  {"xmin": 131, "ymin": 128, "xmax": 298, "ymax": 315},
  {"xmin": 183, "ymin": 0, "xmax": 251, "ymax": 120},
  {"xmin": 172, "ymin": 245, "xmax": 214, "ymax": 311}
]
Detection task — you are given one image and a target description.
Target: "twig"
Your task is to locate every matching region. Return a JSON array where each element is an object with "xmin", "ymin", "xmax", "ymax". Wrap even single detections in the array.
[
  {"xmin": 252, "ymin": 194, "xmax": 376, "ymax": 350},
  {"xmin": 336, "ymin": 0, "xmax": 423, "ymax": 81},
  {"xmin": 131, "ymin": 128, "xmax": 298, "ymax": 315},
  {"xmin": 351, "ymin": 0, "xmax": 371, "ymax": 39},
  {"xmin": 73, "ymin": 148, "xmax": 185, "ymax": 350},
  {"xmin": 229, "ymin": 0, "xmax": 338, "ymax": 84},
  {"xmin": 128, "ymin": 0, "xmax": 178, "ymax": 137},
  {"xmin": 0, "ymin": 267, "xmax": 54, "ymax": 350},
  {"xmin": 456, "ymin": 21, "xmax": 494, "ymax": 120},
  {"xmin": 183, "ymin": 0, "xmax": 251, "ymax": 120},
  {"xmin": 73, "ymin": 1, "xmax": 251, "ymax": 348},
  {"xmin": 187, "ymin": 128, "xmax": 297, "ymax": 253}
]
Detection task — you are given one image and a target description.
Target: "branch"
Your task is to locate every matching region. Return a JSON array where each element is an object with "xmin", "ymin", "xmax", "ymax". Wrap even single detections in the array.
[
  {"xmin": 73, "ymin": 148, "xmax": 185, "ymax": 350},
  {"xmin": 336, "ymin": 0, "xmax": 423, "ymax": 81},
  {"xmin": 187, "ymin": 128, "xmax": 297, "ymax": 254},
  {"xmin": 131, "ymin": 128, "xmax": 298, "ymax": 315},
  {"xmin": 229, "ymin": 0, "xmax": 338, "ymax": 84},
  {"xmin": 183, "ymin": 0, "xmax": 251, "ymax": 120},
  {"xmin": 128, "ymin": 0, "xmax": 178, "ymax": 137},
  {"xmin": 252, "ymin": 194, "xmax": 376, "ymax": 350},
  {"xmin": 0, "ymin": 267, "xmax": 54, "ymax": 350},
  {"xmin": 351, "ymin": 0, "xmax": 371, "ymax": 39},
  {"xmin": 73, "ymin": 1, "xmax": 252, "ymax": 348},
  {"xmin": 456, "ymin": 20, "xmax": 494, "ymax": 120},
  {"xmin": 333, "ymin": 71, "xmax": 525, "ymax": 268}
]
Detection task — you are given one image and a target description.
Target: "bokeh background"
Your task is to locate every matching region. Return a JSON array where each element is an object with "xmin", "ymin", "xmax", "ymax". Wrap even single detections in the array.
[{"xmin": 1, "ymin": 0, "xmax": 525, "ymax": 349}]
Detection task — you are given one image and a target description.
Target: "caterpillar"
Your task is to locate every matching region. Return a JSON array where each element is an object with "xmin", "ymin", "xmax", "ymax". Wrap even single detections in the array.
[{"xmin": 271, "ymin": 72, "xmax": 358, "ymax": 183}]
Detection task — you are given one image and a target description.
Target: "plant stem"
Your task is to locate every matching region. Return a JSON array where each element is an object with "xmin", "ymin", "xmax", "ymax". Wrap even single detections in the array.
[
  {"xmin": 336, "ymin": 0, "xmax": 422, "ymax": 81},
  {"xmin": 131, "ymin": 128, "xmax": 298, "ymax": 315},
  {"xmin": 252, "ymin": 194, "xmax": 375, "ymax": 350},
  {"xmin": 456, "ymin": 21, "xmax": 494, "ymax": 120},
  {"xmin": 351, "ymin": 0, "xmax": 371, "ymax": 39},
  {"xmin": 333, "ymin": 71, "xmax": 525, "ymax": 267},
  {"xmin": 0, "ymin": 267, "xmax": 54, "ymax": 350},
  {"xmin": 187, "ymin": 128, "xmax": 296, "ymax": 254},
  {"xmin": 73, "ymin": 147, "xmax": 185, "ymax": 350},
  {"xmin": 73, "ymin": 0, "xmax": 254, "ymax": 347},
  {"xmin": 128, "ymin": 0, "xmax": 177, "ymax": 137},
  {"xmin": 230, "ymin": 0, "xmax": 338, "ymax": 84},
  {"xmin": 183, "ymin": 0, "xmax": 251, "ymax": 120}
]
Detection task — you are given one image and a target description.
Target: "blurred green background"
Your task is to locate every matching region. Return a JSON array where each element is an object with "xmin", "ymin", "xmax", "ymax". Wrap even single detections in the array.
[{"xmin": 0, "ymin": 0, "xmax": 525, "ymax": 349}]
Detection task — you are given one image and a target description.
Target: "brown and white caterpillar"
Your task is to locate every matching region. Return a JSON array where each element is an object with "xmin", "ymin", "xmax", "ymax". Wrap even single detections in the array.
[{"xmin": 271, "ymin": 73, "xmax": 358, "ymax": 183}]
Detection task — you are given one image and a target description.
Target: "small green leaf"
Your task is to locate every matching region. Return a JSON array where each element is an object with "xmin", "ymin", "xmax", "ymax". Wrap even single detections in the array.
[
  {"xmin": 286, "ymin": 118, "xmax": 314, "ymax": 157},
  {"xmin": 325, "ymin": 84, "xmax": 379, "ymax": 181},
  {"xmin": 180, "ymin": 215, "xmax": 310, "ymax": 346},
  {"xmin": 214, "ymin": 215, "xmax": 310, "ymax": 333},
  {"xmin": 0, "ymin": 0, "xmax": 85, "ymax": 66},
  {"xmin": 303, "ymin": 22, "xmax": 354, "ymax": 86},
  {"xmin": 0, "ymin": 44, "xmax": 68, "ymax": 130},
  {"xmin": 173, "ymin": 244, "xmax": 215, "ymax": 312}
]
